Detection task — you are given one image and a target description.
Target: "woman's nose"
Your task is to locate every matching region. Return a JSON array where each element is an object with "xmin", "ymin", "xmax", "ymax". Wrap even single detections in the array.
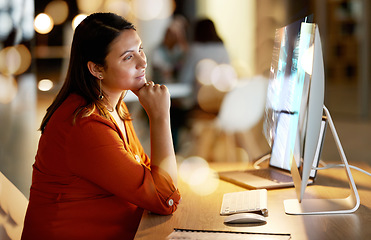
[{"xmin": 137, "ymin": 54, "xmax": 147, "ymax": 69}]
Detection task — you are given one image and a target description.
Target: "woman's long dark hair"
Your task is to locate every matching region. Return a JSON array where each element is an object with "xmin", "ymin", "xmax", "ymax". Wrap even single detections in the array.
[{"xmin": 40, "ymin": 13, "xmax": 135, "ymax": 133}]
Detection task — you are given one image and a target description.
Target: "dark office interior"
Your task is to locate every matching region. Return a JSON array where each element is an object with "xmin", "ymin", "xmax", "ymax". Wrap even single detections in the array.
[{"xmin": 0, "ymin": 0, "xmax": 370, "ymax": 239}]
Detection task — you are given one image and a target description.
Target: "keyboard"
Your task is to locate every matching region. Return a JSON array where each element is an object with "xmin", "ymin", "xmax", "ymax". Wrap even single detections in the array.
[{"xmin": 220, "ymin": 189, "xmax": 268, "ymax": 216}]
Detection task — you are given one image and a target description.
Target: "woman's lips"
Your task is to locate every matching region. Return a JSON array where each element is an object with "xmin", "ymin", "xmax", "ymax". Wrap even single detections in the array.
[{"xmin": 136, "ymin": 72, "xmax": 146, "ymax": 80}]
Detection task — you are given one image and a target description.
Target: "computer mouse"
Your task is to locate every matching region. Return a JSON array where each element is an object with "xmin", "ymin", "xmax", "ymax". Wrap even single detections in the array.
[{"xmin": 224, "ymin": 213, "xmax": 266, "ymax": 224}]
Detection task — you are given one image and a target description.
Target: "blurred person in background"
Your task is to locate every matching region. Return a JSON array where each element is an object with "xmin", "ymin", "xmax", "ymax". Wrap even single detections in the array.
[
  {"xmin": 151, "ymin": 15, "xmax": 189, "ymax": 84},
  {"xmin": 179, "ymin": 18, "xmax": 230, "ymax": 103},
  {"xmin": 151, "ymin": 15, "xmax": 189, "ymax": 151},
  {"xmin": 21, "ymin": 12, "xmax": 180, "ymax": 240},
  {"xmin": 172, "ymin": 18, "xmax": 231, "ymax": 150}
]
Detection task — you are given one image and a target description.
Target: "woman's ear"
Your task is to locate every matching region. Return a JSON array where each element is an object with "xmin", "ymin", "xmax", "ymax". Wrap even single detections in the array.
[{"xmin": 87, "ymin": 61, "xmax": 103, "ymax": 79}]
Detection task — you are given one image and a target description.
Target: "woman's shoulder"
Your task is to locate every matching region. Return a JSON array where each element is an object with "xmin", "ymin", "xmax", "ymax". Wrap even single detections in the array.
[
  {"xmin": 52, "ymin": 94, "xmax": 113, "ymax": 129},
  {"xmin": 57, "ymin": 93, "xmax": 86, "ymax": 113}
]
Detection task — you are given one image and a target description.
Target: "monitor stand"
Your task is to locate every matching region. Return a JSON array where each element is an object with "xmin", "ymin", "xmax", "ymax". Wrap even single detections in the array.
[{"xmin": 284, "ymin": 106, "xmax": 360, "ymax": 215}]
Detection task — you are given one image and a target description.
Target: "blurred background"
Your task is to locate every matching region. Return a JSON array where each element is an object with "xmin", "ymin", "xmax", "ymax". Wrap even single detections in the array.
[{"xmin": 0, "ymin": 0, "xmax": 370, "ymax": 198}]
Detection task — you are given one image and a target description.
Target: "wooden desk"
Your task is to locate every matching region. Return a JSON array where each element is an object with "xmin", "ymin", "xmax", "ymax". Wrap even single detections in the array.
[{"xmin": 135, "ymin": 162, "xmax": 371, "ymax": 240}]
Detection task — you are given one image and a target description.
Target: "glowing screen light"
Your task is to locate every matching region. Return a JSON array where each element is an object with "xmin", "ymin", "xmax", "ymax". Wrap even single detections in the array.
[
  {"xmin": 301, "ymin": 45, "xmax": 314, "ymax": 75},
  {"xmin": 34, "ymin": 13, "xmax": 54, "ymax": 34}
]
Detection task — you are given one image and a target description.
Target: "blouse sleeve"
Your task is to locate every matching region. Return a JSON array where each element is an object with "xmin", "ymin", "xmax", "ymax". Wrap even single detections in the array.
[{"xmin": 65, "ymin": 114, "xmax": 180, "ymax": 215}]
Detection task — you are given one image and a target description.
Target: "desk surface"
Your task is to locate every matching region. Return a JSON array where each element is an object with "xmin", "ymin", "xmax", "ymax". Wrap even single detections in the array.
[{"xmin": 135, "ymin": 162, "xmax": 371, "ymax": 240}]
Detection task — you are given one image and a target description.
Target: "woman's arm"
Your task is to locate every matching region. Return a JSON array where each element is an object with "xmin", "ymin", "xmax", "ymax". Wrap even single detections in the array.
[
  {"xmin": 133, "ymin": 82, "xmax": 178, "ymax": 187},
  {"xmin": 66, "ymin": 113, "xmax": 179, "ymax": 214}
]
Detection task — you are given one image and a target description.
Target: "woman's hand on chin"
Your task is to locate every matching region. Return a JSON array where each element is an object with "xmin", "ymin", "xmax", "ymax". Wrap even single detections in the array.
[
  {"xmin": 133, "ymin": 81, "xmax": 171, "ymax": 120},
  {"xmin": 131, "ymin": 80, "xmax": 148, "ymax": 96}
]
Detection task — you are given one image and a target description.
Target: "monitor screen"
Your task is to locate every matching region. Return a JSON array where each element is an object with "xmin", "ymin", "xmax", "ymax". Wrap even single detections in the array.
[
  {"xmin": 269, "ymin": 19, "xmax": 359, "ymax": 215},
  {"xmin": 263, "ymin": 16, "xmax": 316, "ymax": 172}
]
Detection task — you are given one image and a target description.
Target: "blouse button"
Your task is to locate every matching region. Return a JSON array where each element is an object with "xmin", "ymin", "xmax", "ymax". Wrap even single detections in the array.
[
  {"xmin": 168, "ymin": 199, "xmax": 174, "ymax": 206},
  {"xmin": 135, "ymin": 155, "xmax": 141, "ymax": 163}
]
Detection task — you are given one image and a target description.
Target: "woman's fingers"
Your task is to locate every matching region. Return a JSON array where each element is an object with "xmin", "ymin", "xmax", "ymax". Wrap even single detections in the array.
[
  {"xmin": 142, "ymin": 81, "xmax": 168, "ymax": 93},
  {"xmin": 145, "ymin": 81, "xmax": 167, "ymax": 91},
  {"xmin": 135, "ymin": 82, "xmax": 170, "ymax": 116},
  {"xmin": 145, "ymin": 81, "xmax": 154, "ymax": 86}
]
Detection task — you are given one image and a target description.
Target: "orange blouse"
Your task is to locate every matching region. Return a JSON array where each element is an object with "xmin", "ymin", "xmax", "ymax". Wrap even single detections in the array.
[{"xmin": 21, "ymin": 94, "xmax": 180, "ymax": 240}]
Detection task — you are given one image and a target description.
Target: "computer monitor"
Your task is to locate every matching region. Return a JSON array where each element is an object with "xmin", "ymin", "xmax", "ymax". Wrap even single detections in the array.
[
  {"xmin": 278, "ymin": 22, "xmax": 360, "ymax": 215},
  {"xmin": 263, "ymin": 16, "xmax": 319, "ymax": 180},
  {"xmin": 263, "ymin": 16, "xmax": 360, "ymax": 215}
]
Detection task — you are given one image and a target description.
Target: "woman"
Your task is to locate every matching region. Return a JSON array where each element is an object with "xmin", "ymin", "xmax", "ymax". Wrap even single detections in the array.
[{"xmin": 21, "ymin": 13, "xmax": 180, "ymax": 239}]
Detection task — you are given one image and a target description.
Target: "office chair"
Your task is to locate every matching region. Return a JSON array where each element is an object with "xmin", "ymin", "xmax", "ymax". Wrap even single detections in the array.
[
  {"xmin": 194, "ymin": 75, "xmax": 269, "ymax": 162},
  {"xmin": 0, "ymin": 171, "xmax": 28, "ymax": 240}
]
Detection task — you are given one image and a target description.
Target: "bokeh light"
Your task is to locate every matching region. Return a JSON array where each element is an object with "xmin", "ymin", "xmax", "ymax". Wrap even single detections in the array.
[
  {"xmin": 210, "ymin": 64, "xmax": 238, "ymax": 92},
  {"xmin": 38, "ymin": 79, "xmax": 54, "ymax": 92},
  {"xmin": 34, "ymin": 13, "xmax": 54, "ymax": 34},
  {"xmin": 76, "ymin": 0, "xmax": 104, "ymax": 13},
  {"xmin": 195, "ymin": 59, "xmax": 218, "ymax": 86},
  {"xmin": 196, "ymin": 59, "xmax": 238, "ymax": 92},
  {"xmin": 195, "ymin": 59, "xmax": 238, "ymax": 112},
  {"xmin": 156, "ymin": 0, "xmax": 176, "ymax": 19},
  {"xmin": 45, "ymin": 0, "xmax": 69, "ymax": 25},
  {"xmin": 179, "ymin": 156, "xmax": 219, "ymax": 196},
  {"xmin": 14, "ymin": 45, "xmax": 32, "ymax": 75},
  {"xmin": 72, "ymin": 14, "xmax": 88, "ymax": 30},
  {"xmin": 104, "ymin": 0, "xmax": 131, "ymax": 17},
  {"xmin": 0, "ymin": 75, "xmax": 17, "ymax": 104},
  {"xmin": 0, "ymin": 45, "xmax": 32, "ymax": 76},
  {"xmin": 132, "ymin": 0, "xmax": 175, "ymax": 20},
  {"xmin": 0, "ymin": 46, "xmax": 20, "ymax": 76}
]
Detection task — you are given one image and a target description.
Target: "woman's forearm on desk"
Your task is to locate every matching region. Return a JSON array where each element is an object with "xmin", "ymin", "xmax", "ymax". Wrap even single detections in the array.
[
  {"xmin": 135, "ymin": 83, "xmax": 178, "ymax": 187},
  {"xmin": 150, "ymin": 116, "xmax": 178, "ymax": 187}
]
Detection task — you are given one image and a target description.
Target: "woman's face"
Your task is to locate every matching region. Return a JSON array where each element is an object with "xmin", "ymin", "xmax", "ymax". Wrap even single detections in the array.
[{"xmin": 101, "ymin": 29, "xmax": 147, "ymax": 94}]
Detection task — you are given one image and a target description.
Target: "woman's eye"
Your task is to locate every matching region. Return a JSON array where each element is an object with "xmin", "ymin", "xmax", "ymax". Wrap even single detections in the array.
[
  {"xmin": 139, "ymin": 46, "xmax": 143, "ymax": 53},
  {"xmin": 124, "ymin": 55, "xmax": 133, "ymax": 60}
]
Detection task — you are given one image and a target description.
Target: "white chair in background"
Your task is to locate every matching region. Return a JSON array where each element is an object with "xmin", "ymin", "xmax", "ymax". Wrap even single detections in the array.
[
  {"xmin": 194, "ymin": 75, "xmax": 269, "ymax": 162},
  {"xmin": 216, "ymin": 75, "xmax": 268, "ymax": 132},
  {"xmin": 0, "ymin": 171, "xmax": 28, "ymax": 240}
]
